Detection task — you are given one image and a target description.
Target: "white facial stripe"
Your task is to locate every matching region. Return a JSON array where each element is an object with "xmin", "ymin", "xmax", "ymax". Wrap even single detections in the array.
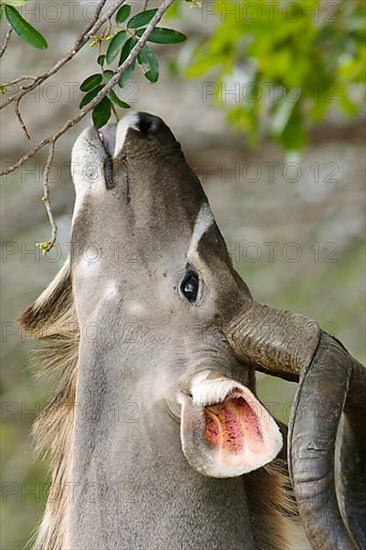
[
  {"xmin": 114, "ymin": 112, "xmax": 141, "ymax": 157},
  {"xmin": 187, "ymin": 203, "xmax": 214, "ymax": 260}
]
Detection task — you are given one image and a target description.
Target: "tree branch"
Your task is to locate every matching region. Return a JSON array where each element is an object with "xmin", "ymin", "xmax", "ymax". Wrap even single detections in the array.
[
  {"xmin": 15, "ymin": 98, "xmax": 31, "ymax": 140},
  {"xmin": 39, "ymin": 141, "xmax": 57, "ymax": 253},
  {"xmin": 0, "ymin": 0, "xmax": 120, "ymax": 110},
  {"xmin": 0, "ymin": 26, "xmax": 12, "ymax": 59},
  {"xmin": 1, "ymin": 75, "xmax": 38, "ymax": 87}
]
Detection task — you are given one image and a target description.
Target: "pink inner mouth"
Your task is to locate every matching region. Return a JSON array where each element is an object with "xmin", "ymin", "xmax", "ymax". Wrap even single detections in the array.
[{"xmin": 204, "ymin": 393, "xmax": 263, "ymax": 452}]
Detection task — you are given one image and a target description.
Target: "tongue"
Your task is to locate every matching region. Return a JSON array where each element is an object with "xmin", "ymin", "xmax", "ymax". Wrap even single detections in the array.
[
  {"xmin": 99, "ymin": 123, "xmax": 117, "ymax": 157},
  {"xmin": 179, "ymin": 376, "xmax": 283, "ymax": 478}
]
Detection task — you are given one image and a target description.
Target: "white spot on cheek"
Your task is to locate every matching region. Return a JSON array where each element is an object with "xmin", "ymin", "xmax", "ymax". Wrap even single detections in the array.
[
  {"xmin": 126, "ymin": 301, "xmax": 145, "ymax": 315},
  {"xmin": 77, "ymin": 248, "xmax": 101, "ymax": 277},
  {"xmin": 104, "ymin": 280, "xmax": 120, "ymax": 300}
]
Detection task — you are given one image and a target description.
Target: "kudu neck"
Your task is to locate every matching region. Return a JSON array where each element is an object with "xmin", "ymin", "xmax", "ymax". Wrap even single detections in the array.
[{"xmin": 67, "ymin": 342, "xmax": 255, "ymax": 549}]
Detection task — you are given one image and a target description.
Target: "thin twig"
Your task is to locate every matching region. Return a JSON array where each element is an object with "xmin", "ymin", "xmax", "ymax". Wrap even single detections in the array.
[
  {"xmin": 0, "ymin": 27, "xmax": 12, "ymax": 59},
  {"xmin": 1, "ymin": 75, "xmax": 37, "ymax": 87},
  {"xmin": 0, "ymin": 0, "xmax": 120, "ymax": 110},
  {"xmin": 15, "ymin": 99, "xmax": 31, "ymax": 140},
  {"xmin": 40, "ymin": 141, "xmax": 57, "ymax": 252},
  {"xmin": 142, "ymin": 0, "xmax": 150, "ymax": 10},
  {"xmin": 1, "ymin": 0, "xmax": 176, "ymax": 178}
]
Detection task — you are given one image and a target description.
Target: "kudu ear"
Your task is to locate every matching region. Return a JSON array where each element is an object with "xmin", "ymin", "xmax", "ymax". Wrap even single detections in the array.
[
  {"xmin": 18, "ymin": 257, "xmax": 74, "ymax": 338},
  {"xmin": 178, "ymin": 372, "xmax": 282, "ymax": 478}
]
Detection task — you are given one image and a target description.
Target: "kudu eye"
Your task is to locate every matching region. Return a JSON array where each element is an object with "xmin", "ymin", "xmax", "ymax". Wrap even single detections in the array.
[{"xmin": 181, "ymin": 269, "xmax": 199, "ymax": 303}]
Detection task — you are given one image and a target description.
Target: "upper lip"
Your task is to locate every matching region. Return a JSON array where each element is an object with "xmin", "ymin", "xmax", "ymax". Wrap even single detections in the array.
[{"xmin": 98, "ymin": 123, "xmax": 117, "ymax": 158}]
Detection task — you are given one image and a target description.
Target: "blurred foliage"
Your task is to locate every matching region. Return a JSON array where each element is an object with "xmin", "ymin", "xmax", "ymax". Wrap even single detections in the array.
[{"xmin": 173, "ymin": 0, "xmax": 366, "ymax": 151}]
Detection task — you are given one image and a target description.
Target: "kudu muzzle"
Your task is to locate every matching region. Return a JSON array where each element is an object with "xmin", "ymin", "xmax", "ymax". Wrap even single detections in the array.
[{"xmin": 20, "ymin": 112, "xmax": 365, "ymax": 550}]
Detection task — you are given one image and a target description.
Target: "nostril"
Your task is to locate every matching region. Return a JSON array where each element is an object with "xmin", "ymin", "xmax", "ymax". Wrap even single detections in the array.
[
  {"xmin": 137, "ymin": 113, "xmax": 155, "ymax": 135},
  {"xmin": 136, "ymin": 112, "xmax": 166, "ymax": 135},
  {"xmin": 130, "ymin": 112, "xmax": 178, "ymax": 145}
]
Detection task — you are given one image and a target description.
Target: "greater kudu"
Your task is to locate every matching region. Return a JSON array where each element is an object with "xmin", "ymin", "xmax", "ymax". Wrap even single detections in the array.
[{"xmin": 20, "ymin": 113, "xmax": 365, "ymax": 550}]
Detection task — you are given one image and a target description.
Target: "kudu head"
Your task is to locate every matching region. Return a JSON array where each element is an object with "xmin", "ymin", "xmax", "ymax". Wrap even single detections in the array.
[{"xmin": 20, "ymin": 113, "xmax": 365, "ymax": 550}]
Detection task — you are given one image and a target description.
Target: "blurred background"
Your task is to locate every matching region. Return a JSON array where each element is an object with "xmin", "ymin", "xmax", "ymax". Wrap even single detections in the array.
[{"xmin": 1, "ymin": 1, "xmax": 365, "ymax": 548}]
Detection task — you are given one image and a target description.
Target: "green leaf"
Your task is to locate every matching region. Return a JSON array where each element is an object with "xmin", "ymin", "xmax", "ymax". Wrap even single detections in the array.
[
  {"xmin": 93, "ymin": 97, "xmax": 112, "ymax": 129},
  {"xmin": 79, "ymin": 85, "xmax": 103, "ymax": 109},
  {"xmin": 118, "ymin": 36, "xmax": 136, "ymax": 66},
  {"xmin": 338, "ymin": 88, "xmax": 359, "ymax": 117},
  {"xmin": 0, "ymin": 5, "xmax": 3, "ymax": 24},
  {"xmin": 1, "ymin": 0, "xmax": 28, "ymax": 6},
  {"xmin": 106, "ymin": 30, "xmax": 127, "ymax": 64},
  {"xmin": 274, "ymin": 102, "xmax": 306, "ymax": 152},
  {"xmin": 116, "ymin": 4, "xmax": 131, "ymax": 24},
  {"xmin": 80, "ymin": 73, "xmax": 103, "ymax": 92},
  {"xmin": 137, "ymin": 27, "xmax": 187, "ymax": 44},
  {"xmin": 118, "ymin": 60, "xmax": 136, "ymax": 88},
  {"xmin": 165, "ymin": 0, "xmax": 180, "ymax": 19},
  {"xmin": 97, "ymin": 54, "xmax": 106, "ymax": 67},
  {"xmin": 270, "ymin": 97, "xmax": 297, "ymax": 136},
  {"xmin": 103, "ymin": 70, "xmax": 115, "ymax": 82},
  {"xmin": 127, "ymin": 8, "xmax": 157, "ymax": 29},
  {"xmin": 137, "ymin": 43, "xmax": 159, "ymax": 83},
  {"xmin": 5, "ymin": 5, "xmax": 48, "ymax": 49},
  {"xmin": 108, "ymin": 90, "xmax": 130, "ymax": 109}
]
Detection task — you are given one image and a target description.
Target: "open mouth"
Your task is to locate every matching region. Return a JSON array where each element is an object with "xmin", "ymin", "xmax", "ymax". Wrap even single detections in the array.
[
  {"xmin": 98, "ymin": 124, "xmax": 117, "ymax": 189},
  {"xmin": 179, "ymin": 371, "xmax": 282, "ymax": 478}
]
